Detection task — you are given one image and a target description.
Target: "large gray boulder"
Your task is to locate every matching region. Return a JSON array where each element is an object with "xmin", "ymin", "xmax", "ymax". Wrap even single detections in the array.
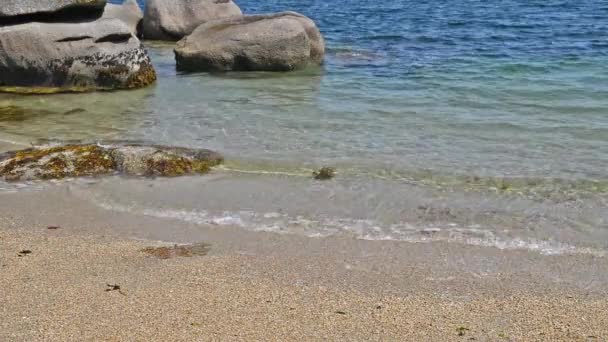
[
  {"xmin": 0, "ymin": 18, "xmax": 156, "ymax": 93},
  {"xmin": 143, "ymin": 0, "xmax": 242, "ymax": 41},
  {"xmin": 0, "ymin": 0, "xmax": 106, "ymax": 18},
  {"xmin": 174, "ymin": 12, "xmax": 325, "ymax": 72},
  {"xmin": 102, "ymin": 0, "xmax": 143, "ymax": 37}
]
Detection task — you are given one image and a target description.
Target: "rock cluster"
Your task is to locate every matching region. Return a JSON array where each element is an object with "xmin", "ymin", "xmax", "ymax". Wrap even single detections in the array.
[
  {"xmin": 0, "ymin": 144, "xmax": 223, "ymax": 182},
  {"xmin": 137, "ymin": 0, "xmax": 324, "ymax": 72},
  {"xmin": 0, "ymin": 0, "xmax": 156, "ymax": 93}
]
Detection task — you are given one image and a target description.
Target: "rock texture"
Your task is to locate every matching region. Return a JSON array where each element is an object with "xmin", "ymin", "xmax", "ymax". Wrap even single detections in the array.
[
  {"xmin": 143, "ymin": 0, "xmax": 242, "ymax": 41},
  {"xmin": 0, "ymin": 0, "xmax": 106, "ymax": 18},
  {"xmin": 102, "ymin": 0, "xmax": 143, "ymax": 37},
  {"xmin": 0, "ymin": 18, "xmax": 156, "ymax": 93},
  {"xmin": 0, "ymin": 144, "xmax": 223, "ymax": 181},
  {"xmin": 174, "ymin": 12, "xmax": 325, "ymax": 72}
]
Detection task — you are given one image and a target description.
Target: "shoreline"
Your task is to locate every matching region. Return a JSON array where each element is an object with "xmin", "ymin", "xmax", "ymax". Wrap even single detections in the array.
[
  {"xmin": 1, "ymin": 175, "xmax": 608, "ymax": 297},
  {"xmin": 2, "ymin": 140, "xmax": 608, "ymax": 340}
]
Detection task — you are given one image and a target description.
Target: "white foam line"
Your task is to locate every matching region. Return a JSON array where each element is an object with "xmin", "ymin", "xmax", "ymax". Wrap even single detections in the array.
[
  {"xmin": 216, "ymin": 165, "xmax": 309, "ymax": 177},
  {"xmin": 0, "ymin": 136, "xmax": 30, "ymax": 147},
  {"xmin": 92, "ymin": 199, "xmax": 607, "ymax": 258}
]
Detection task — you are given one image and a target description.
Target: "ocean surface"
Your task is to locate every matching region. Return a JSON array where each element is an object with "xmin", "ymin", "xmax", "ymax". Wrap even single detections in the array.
[{"xmin": 1, "ymin": 0, "xmax": 607, "ymax": 255}]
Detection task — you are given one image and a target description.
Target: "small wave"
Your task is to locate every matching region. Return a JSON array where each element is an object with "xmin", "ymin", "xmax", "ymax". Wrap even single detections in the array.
[
  {"xmin": 496, "ymin": 63, "xmax": 551, "ymax": 74},
  {"xmin": 362, "ymin": 34, "xmax": 405, "ymax": 41},
  {"xmin": 216, "ymin": 164, "xmax": 308, "ymax": 178},
  {"xmin": 327, "ymin": 47, "xmax": 386, "ymax": 65},
  {"xmin": 0, "ymin": 135, "xmax": 31, "ymax": 149},
  {"xmin": 92, "ymin": 200, "xmax": 606, "ymax": 257},
  {"xmin": 0, "ymin": 180, "xmax": 45, "ymax": 193}
]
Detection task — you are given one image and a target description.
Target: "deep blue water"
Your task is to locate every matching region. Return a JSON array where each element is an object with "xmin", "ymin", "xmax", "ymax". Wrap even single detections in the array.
[{"xmin": 125, "ymin": 0, "xmax": 608, "ymax": 64}]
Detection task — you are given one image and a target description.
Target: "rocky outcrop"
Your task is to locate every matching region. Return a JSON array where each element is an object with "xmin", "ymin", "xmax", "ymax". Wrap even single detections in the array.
[
  {"xmin": 0, "ymin": 18, "xmax": 156, "ymax": 93},
  {"xmin": 143, "ymin": 0, "xmax": 242, "ymax": 41},
  {"xmin": 102, "ymin": 0, "xmax": 143, "ymax": 37},
  {"xmin": 0, "ymin": 0, "xmax": 106, "ymax": 18},
  {"xmin": 0, "ymin": 144, "xmax": 224, "ymax": 181},
  {"xmin": 174, "ymin": 12, "xmax": 325, "ymax": 72}
]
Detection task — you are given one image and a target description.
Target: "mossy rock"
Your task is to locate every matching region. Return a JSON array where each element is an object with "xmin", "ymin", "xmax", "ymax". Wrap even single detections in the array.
[
  {"xmin": 0, "ymin": 143, "xmax": 223, "ymax": 182},
  {"xmin": 313, "ymin": 166, "xmax": 336, "ymax": 180},
  {"xmin": 0, "ymin": 145, "xmax": 116, "ymax": 181},
  {"xmin": 110, "ymin": 145, "xmax": 223, "ymax": 177}
]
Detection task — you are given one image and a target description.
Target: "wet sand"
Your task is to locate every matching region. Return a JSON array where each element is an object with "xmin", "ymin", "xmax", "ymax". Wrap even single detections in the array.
[
  {"xmin": 1, "ymin": 141, "xmax": 608, "ymax": 340},
  {"xmin": 1, "ymin": 186, "xmax": 608, "ymax": 341}
]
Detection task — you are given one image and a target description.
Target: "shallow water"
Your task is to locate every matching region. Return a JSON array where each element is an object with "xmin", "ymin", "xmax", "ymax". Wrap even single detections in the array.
[{"xmin": 1, "ymin": 0, "xmax": 607, "ymax": 255}]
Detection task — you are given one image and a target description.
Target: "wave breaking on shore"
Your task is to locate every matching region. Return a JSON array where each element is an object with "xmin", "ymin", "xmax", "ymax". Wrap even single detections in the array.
[{"xmin": 93, "ymin": 199, "xmax": 607, "ymax": 257}]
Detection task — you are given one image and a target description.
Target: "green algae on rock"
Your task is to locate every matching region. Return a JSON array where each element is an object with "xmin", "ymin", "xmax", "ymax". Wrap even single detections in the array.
[
  {"xmin": 0, "ymin": 145, "xmax": 116, "ymax": 181},
  {"xmin": 0, "ymin": 144, "xmax": 223, "ymax": 182},
  {"xmin": 109, "ymin": 145, "xmax": 223, "ymax": 177}
]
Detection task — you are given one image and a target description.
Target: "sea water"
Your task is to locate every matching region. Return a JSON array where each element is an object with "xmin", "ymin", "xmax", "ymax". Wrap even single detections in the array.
[{"xmin": 1, "ymin": 0, "xmax": 607, "ymax": 255}]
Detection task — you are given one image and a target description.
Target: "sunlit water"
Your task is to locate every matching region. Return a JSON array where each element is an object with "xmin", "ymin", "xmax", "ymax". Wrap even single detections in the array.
[{"xmin": 0, "ymin": 0, "xmax": 607, "ymax": 255}]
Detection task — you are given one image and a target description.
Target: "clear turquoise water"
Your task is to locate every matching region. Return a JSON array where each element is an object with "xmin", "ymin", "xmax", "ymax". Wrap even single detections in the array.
[{"xmin": 1, "ymin": 0, "xmax": 607, "ymax": 254}]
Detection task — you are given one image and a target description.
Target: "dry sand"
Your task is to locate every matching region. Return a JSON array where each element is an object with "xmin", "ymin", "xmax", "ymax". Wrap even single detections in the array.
[{"xmin": 1, "ymin": 227, "xmax": 607, "ymax": 341}]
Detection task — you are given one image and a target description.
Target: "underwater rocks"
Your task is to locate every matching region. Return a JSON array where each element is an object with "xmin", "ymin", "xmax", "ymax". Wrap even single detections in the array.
[
  {"xmin": 174, "ymin": 12, "xmax": 325, "ymax": 72},
  {"xmin": 313, "ymin": 167, "xmax": 336, "ymax": 180},
  {"xmin": 143, "ymin": 0, "xmax": 242, "ymax": 41},
  {"xmin": 0, "ymin": 144, "xmax": 223, "ymax": 182}
]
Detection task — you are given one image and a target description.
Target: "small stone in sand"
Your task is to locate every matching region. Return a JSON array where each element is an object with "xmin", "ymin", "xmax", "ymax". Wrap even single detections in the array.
[
  {"xmin": 457, "ymin": 326, "xmax": 470, "ymax": 336},
  {"xmin": 18, "ymin": 250, "xmax": 32, "ymax": 257},
  {"xmin": 105, "ymin": 284, "xmax": 126, "ymax": 295}
]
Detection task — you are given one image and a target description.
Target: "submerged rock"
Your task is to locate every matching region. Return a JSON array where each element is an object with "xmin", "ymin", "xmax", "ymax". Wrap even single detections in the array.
[
  {"xmin": 143, "ymin": 0, "xmax": 242, "ymax": 41},
  {"xmin": 102, "ymin": 0, "xmax": 143, "ymax": 37},
  {"xmin": 0, "ymin": 105, "xmax": 54, "ymax": 122},
  {"xmin": 0, "ymin": 0, "xmax": 106, "ymax": 18},
  {"xmin": 174, "ymin": 12, "xmax": 325, "ymax": 72},
  {"xmin": 313, "ymin": 167, "xmax": 336, "ymax": 180},
  {"xmin": 0, "ymin": 144, "xmax": 223, "ymax": 182},
  {"xmin": 110, "ymin": 145, "xmax": 223, "ymax": 177},
  {"xmin": 0, "ymin": 18, "xmax": 156, "ymax": 93}
]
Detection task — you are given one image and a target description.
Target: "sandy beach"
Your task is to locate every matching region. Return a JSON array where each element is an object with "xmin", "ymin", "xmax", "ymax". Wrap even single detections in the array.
[
  {"xmin": 2, "ymin": 0, "xmax": 608, "ymax": 340},
  {"xmin": 1, "ymin": 185, "xmax": 608, "ymax": 341}
]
